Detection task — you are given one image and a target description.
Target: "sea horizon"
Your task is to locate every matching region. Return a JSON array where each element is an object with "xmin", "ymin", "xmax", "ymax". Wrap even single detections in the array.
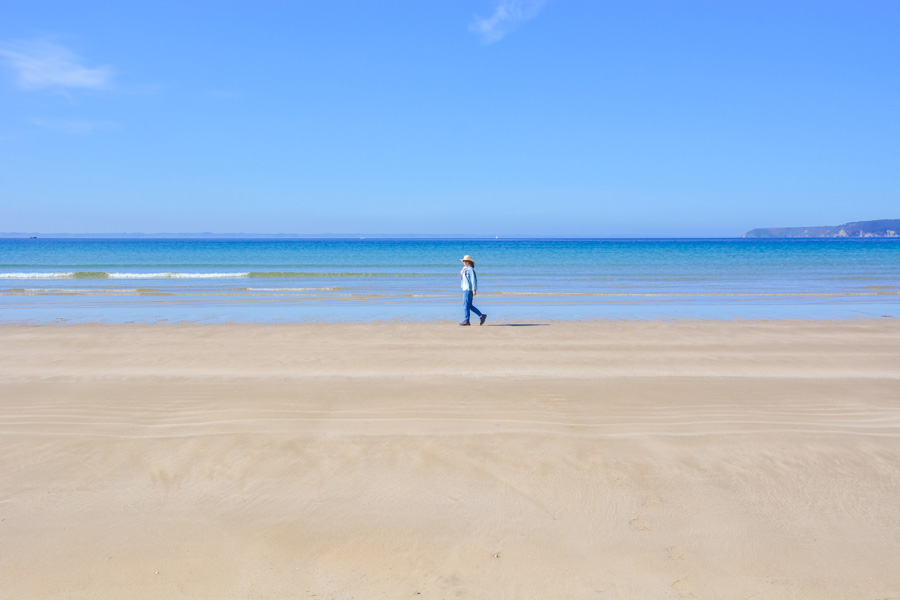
[{"xmin": 3, "ymin": 233, "xmax": 756, "ymax": 240}]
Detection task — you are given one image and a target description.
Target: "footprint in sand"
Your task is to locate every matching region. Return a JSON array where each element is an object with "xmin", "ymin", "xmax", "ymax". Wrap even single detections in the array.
[
  {"xmin": 671, "ymin": 578, "xmax": 699, "ymax": 599},
  {"xmin": 641, "ymin": 494, "xmax": 663, "ymax": 507},
  {"xmin": 629, "ymin": 517, "xmax": 650, "ymax": 531},
  {"xmin": 666, "ymin": 546, "xmax": 686, "ymax": 561}
]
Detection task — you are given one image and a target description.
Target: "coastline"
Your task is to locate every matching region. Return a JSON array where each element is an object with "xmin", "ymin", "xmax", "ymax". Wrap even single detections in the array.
[
  {"xmin": 2, "ymin": 304, "xmax": 898, "ymax": 325},
  {"xmin": 2, "ymin": 319, "xmax": 900, "ymax": 599}
]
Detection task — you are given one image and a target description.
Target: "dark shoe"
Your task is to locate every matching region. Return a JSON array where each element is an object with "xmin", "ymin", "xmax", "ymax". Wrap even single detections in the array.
[
  {"xmin": 479, "ymin": 314, "xmax": 487, "ymax": 325},
  {"xmin": 459, "ymin": 321, "xmax": 470, "ymax": 326}
]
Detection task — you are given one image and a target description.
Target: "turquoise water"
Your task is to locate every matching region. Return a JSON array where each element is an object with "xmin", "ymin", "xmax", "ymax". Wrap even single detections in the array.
[{"xmin": 1, "ymin": 238, "xmax": 898, "ymax": 322}]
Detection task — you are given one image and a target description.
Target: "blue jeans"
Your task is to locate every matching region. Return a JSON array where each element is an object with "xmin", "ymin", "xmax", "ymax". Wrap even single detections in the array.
[{"xmin": 463, "ymin": 290, "xmax": 482, "ymax": 322}]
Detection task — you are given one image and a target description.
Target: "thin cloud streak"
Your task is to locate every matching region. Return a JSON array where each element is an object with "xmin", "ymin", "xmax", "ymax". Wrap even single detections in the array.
[
  {"xmin": 469, "ymin": 0, "xmax": 546, "ymax": 44},
  {"xmin": 0, "ymin": 39, "xmax": 113, "ymax": 90}
]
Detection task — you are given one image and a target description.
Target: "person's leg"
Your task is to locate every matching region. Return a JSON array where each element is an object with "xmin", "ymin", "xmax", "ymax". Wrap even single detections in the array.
[
  {"xmin": 462, "ymin": 291, "xmax": 472, "ymax": 323},
  {"xmin": 469, "ymin": 299, "xmax": 482, "ymax": 318}
]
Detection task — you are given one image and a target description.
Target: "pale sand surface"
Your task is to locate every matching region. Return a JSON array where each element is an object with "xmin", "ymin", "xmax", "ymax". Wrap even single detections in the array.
[{"xmin": 1, "ymin": 320, "xmax": 899, "ymax": 599}]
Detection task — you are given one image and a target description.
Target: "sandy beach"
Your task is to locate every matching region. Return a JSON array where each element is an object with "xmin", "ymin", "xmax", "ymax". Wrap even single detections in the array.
[{"xmin": 2, "ymin": 319, "xmax": 899, "ymax": 599}]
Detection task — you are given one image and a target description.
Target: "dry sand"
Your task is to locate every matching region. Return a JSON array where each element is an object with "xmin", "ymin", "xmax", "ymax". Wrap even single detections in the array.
[{"xmin": 1, "ymin": 320, "xmax": 899, "ymax": 599}]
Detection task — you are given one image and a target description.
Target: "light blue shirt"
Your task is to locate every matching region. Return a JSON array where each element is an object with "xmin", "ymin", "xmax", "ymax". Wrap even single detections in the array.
[{"xmin": 460, "ymin": 265, "xmax": 477, "ymax": 291}]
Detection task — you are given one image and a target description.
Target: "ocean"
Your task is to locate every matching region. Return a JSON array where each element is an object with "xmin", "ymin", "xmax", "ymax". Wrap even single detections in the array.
[{"xmin": 1, "ymin": 238, "xmax": 898, "ymax": 322}]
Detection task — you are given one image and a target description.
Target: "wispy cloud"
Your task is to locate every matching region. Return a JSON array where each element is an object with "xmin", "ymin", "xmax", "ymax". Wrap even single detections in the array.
[
  {"xmin": 470, "ymin": 0, "xmax": 546, "ymax": 44},
  {"xmin": 0, "ymin": 39, "xmax": 113, "ymax": 91},
  {"xmin": 30, "ymin": 118, "xmax": 119, "ymax": 135}
]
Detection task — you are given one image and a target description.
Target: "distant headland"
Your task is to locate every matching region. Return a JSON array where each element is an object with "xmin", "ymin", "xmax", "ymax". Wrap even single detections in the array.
[{"xmin": 742, "ymin": 219, "xmax": 900, "ymax": 238}]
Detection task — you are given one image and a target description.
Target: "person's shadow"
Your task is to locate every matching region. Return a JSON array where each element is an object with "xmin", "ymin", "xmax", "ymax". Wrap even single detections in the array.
[{"xmin": 487, "ymin": 323, "xmax": 549, "ymax": 327}]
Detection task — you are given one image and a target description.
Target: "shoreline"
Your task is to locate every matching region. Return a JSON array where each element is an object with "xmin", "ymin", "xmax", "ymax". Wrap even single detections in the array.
[
  {"xmin": 2, "ymin": 319, "xmax": 899, "ymax": 599},
  {"xmin": 3, "ymin": 311, "xmax": 899, "ymax": 326}
]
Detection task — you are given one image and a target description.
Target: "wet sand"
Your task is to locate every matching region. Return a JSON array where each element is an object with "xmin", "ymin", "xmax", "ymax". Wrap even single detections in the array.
[{"xmin": 1, "ymin": 320, "xmax": 899, "ymax": 599}]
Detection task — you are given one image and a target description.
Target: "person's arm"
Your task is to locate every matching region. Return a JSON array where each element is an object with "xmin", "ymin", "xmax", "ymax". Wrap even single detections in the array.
[{"xmin": 464, "ymin": 268, "xmax": 476, "ymax": 295}]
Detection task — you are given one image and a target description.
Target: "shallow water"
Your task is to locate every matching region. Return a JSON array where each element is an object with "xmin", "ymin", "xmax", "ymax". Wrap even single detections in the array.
[{"xmin": 1, "ymin": 238, "xmax": 898, "ymax": 322}]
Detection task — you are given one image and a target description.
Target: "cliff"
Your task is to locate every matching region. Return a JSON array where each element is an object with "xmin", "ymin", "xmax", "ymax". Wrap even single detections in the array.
[{"xmin": 742, "ymin": 219, "xmax": 900, "ymax": 238}]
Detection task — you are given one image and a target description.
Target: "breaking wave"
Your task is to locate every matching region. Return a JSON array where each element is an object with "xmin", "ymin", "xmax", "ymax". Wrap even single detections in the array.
[{"xmin": 0, "ymin": 271, "xmax": 425, "ymax": 279}]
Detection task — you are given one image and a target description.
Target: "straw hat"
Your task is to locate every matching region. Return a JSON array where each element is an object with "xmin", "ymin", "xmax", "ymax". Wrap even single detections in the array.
[{"xmin": 460, "ymin": 255, "xmax": 475, "ymax": 265}]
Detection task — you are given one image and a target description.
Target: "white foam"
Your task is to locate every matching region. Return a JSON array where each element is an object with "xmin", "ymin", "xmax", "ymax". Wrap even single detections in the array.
[
  {"xmin": 0, "ymin": 272, "xmax": 75, "ymax": 279},
  {"xmin": 107, "ymin": 272, "xmax": 250, "ymax": 279},
  {"xmin": 0, "ymin": 272, "xmax": 251, "ymax": 279}
]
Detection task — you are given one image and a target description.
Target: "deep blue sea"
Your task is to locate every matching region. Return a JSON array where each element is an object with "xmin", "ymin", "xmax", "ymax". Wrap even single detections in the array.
[{"xmin": 1, "ymin": 238, "xmax": 898, "ymax": 322}]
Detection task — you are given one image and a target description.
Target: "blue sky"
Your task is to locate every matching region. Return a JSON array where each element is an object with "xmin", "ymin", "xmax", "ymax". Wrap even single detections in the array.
[{"xmin": 1, "ymin": 0, "xmax": 898, "ymax": 237}]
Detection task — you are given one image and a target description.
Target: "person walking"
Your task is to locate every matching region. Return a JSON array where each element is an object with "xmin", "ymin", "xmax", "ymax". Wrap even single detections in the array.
[{"xmin": 459, "ymin": 255, "xmax": 486, "ymax": 326}]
